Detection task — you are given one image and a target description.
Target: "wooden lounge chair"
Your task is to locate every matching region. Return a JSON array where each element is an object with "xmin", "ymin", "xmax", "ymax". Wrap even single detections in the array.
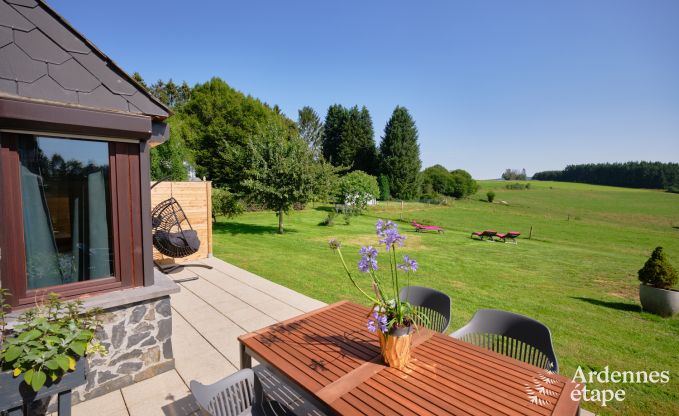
[
  {"xmin": 496, "ymin": 231, "xmax": 521, "ymax": 244},
  {"xmin": 411, "ymin": 221, "xmax": 444, "ymax": 233},
  {"xmin": 471, "ymin": 230, "xmax": 497, "ymax": 240}
]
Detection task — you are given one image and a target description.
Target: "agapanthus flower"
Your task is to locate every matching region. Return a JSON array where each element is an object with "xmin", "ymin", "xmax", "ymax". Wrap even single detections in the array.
[
  {"xmin": 328, "ymin": 239, "xmax": 341, "ymax": 250},
  {"xmin": 367, "ymin": 310, "xmax": 388, "ymax": 333},
  {"xmin": 397, "ymin": 255, "xmax": 418, "ymax": 272},
  {"xmin": 375, "ymin": 219, "xmax": 405, "ymax": 250},
  {"xmin": 358, "ymin": 246, "xmax": 378, "ymax": 272}
]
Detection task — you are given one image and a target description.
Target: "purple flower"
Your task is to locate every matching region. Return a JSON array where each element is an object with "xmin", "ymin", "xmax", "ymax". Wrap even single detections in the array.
[
  {"xmin": 397, "ymin": 255, "xmax": 418, "ymax": 272},
  {"xmin": 358, "ymin": 246, "xmax": 378, "ymax": 273},
  {"xmin": 375, "ymin": 219, "xmax": 405, "ymax": 250},
  {"xmin": 367, "ymin": 311, "xmax": 388, "ymax": 333}
]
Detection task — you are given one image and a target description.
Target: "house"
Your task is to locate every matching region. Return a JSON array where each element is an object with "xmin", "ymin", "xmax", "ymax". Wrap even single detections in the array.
[{"xmin": 0, "ymin": 0, "xmax": 180, "ymax": 405}]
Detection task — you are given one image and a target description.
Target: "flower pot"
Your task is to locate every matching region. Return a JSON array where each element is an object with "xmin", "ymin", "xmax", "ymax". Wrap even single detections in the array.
[
  {"xmin": 0, "ymin": 358, "xmax": 87, "ymax": 413},
  {"xmin": 377, "ymin": 325, "xmax": 413, "ymax": 370},
  {"xmin": 639, "ymin": 284, "xmax": 679, "ymax": 317}
]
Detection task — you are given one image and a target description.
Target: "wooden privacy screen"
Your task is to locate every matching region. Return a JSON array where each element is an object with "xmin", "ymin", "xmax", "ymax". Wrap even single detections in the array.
[{"xmin": 150, "ymin": 181, "xmax": 212, "ymax": 264}]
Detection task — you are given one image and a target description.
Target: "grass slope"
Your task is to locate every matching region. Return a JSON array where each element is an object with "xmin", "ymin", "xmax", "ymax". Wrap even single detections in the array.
[{"xmin": 212, "ymin": 180, "xmax": 679, "ymax": 415}]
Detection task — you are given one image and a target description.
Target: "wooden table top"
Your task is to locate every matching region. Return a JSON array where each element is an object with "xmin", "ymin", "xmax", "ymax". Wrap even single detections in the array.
[{"xmin": 238, "ymin": 301, "xmax": 581, "ymax": 416}]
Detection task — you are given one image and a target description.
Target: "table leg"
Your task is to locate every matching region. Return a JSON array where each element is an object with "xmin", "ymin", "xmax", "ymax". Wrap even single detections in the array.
[
  {"xmin": 58, "ymin": 390, "xmax": 72, "ymax": 416},
  {"xmin": 240, "ymin": 343, "xmax": 252, "ymax": 369},
  {"xmin": 7, "ymin": 406, "xmax": 24, "ymax": 416}
]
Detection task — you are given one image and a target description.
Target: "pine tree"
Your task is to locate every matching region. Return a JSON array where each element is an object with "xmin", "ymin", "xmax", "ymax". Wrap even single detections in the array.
[
  {"xmin": 322, "ymin": 104, "xmax": 348, "ymax": 165},
  {"xmin": 379, "ymin": 106, "xmax": 422, "ymax": 199},
  {"xmin": 297, "ymin": 106, "xmax": 324, "ymax": 160},
  {"xmin": 354, "ymin": 106, "xmax": 378, "ymax": 175}
]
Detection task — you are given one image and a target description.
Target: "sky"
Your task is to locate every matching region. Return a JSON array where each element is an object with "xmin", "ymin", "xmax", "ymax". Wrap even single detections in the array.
[{"xmin": 50, "ymin": 0, "xmax": 679, "ymax": 179}]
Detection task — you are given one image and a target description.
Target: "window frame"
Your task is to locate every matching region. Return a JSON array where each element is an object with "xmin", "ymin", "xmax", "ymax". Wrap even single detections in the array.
[{"xmin": 0, "ymin": 133, "xmax": 144, "ymax": 308}]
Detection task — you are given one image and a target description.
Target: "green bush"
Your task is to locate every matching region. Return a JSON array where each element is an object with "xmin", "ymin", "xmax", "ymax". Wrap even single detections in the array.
[
  {"xmin": 486, "ymin": 191, "xmax": 496, "ymax": 203},
  {"xmin": 337, "ymin": 171, "xmax": 379, "ymax": 212},
  {"xmin": 638, "ymin": 247, "xmax": 678, "ymax": 289},
  {"xmin": 212, "ymin": 187, "xmax": 244, "ymax": 221},
  {"xmin": 319, "ymin": 211, "xmax": 336, "ymax": 227}
]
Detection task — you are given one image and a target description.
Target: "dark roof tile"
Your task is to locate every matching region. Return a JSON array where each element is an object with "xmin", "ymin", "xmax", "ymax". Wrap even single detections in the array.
[
  {"xmin": 15, "ymin": 28, "xmax": 70, "ymax": 64},
  {"xmin": 13, "ymin": 4, "xmax": 88, "ymax": 53},
  {"xmin": 48, "ymin": 58, "xmax": 99, "ymax": 92},
  {"xmin": 18, "ymin": 74, "xmax": 77, "ymax": 103},
  {"xmin": 127, "ymin": 101, "xmax": 143, "ymax": 114},
  {"xmin": 0, "ymin": 78, "xmax": 17, "ymax": 95},
  {"xmin": 0, "ymin": 26, "xmax": 12, "ymax": 48},
  {"xmin": 125, "ymin": 91, "xmax": 166, "ymax": 117},
  {"xmin": 72, "ymin": 52, "xmax": 136, "ymax": 96},
  {"xmin": 78, "ymin": 85, "xmax": 128, "ymax": 112},
  {"xmin": 0, "ymin": 1, "xmax": 34, "ymax": 31},
  {"xmin": 0, "ymin": 43, "xmax": 47, "ymax": 82},
  {"xmin": 6, "ymin": 0, "xmax": 38, "ymax": 7}
]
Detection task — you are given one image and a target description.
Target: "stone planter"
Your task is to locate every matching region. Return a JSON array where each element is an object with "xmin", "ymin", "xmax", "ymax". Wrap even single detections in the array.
[
  {"xmin": 639, "ymin": 284, "xmax": 679, "ymax": 317},
  {"xmin": 0, "ymin": 358, "xmax": 87, "ymax": 413},
  {"xmin": 377, "ymin": 325, "xmax": 413, "ymax": 370}
]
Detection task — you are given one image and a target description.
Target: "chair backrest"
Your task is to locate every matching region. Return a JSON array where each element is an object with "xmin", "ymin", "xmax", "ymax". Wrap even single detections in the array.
[
  {"xmin": 482, "ymin": 230, "xmax": 497, "ymax": 237},
  {"xmin": 152, "ymin": 197, "xmax": 192, "ymax": 234},
  {"xmin": 190, "ymin": 369, "xmax": 257, "ymax": 416},
  {"xmin": 451, "ymin": 309, "xmax": 559, "ymax": 372},
  {"xmin": 399, "ymin": 286, "xmax": 451, "ymax": 333}
]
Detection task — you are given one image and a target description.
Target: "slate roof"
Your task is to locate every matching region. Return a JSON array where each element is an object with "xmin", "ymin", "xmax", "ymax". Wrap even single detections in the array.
[{"xmin": 0, "ymin": 0, "xmax": 170, "ymax": 119}]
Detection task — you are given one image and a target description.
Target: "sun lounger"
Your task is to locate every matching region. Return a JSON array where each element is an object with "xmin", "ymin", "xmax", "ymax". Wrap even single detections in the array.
[
  {"xmin": 496, "ymin": 231, "xmax": 521, "ymax": 244},
  {"xmin": 471, "ymin": 230, "xmax": 497, "ymax": 240},
  {"xmin": 411, "ymin": 221, "xmax": 445, "ymax": 233}
]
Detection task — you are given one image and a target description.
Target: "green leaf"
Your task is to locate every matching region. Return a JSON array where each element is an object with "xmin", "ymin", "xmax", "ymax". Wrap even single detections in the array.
[
  {"xmin": 3, "ymin": 345, "xmax": 22, "ymax": 362},
  {"xmin": 23, "ymin": 368, "xmax": 34, "ymax": 385},
  {"xmin": 31, "ymin": 370, "xmax": 47, "ymax": 392},
  {"xmin": 18, "ymin": 329, "xmax": 42, "ymax": 342},
  {"xmin": 69, "ymin": 341, "xmax": 86, "ymax": 356},
  {"xmin": 55, "ymin": 355, "xmax": 70, "ymax": 371},
  {"xmin": 45, "ymin": 359, "xmax": 60, "ymax": 370}
]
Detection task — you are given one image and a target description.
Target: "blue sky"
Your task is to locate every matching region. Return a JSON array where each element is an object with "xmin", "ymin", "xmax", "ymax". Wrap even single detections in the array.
[{"xmin": 51, "ymin": 0, "xmax": 679, "ymax": 179}]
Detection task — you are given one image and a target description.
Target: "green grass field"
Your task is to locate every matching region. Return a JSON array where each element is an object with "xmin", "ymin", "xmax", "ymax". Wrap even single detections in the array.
[{"xmin": 212, "ymin": 180, "xmax": 679, "ymax": 415}]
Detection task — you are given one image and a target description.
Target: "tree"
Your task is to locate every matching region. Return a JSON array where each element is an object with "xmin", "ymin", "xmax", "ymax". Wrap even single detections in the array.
[
  {"xmin": 638, "ymin": 247, "xmax": 678, "ymax": 289},
  {"xmin": 422, "ymin": 165, "xmax": 454, "ymax": 196},
  {"xmin": 501, "ymin": 168, "xmax": 527, "ymax": 180},
  {"xmin": 242, "ymin": 123, "xmax": 315, "ymax": 234},
  {"xmin": 321, "ymin": 104, "xmax": 347, "ymax": 165},
  {"xmin": 379, "ymin": 106, "xmax": 422, "ymax": 199},
  {"xmin": 298, "ymin": 106, "xmax": 324, "ymax": 160},
  {"xmin": 337, "ymin": 171, "xmax": 379, "ymax": 212},
  {"xmin": 450, "ymin": 169, "xmax": 479, "ymax": 198},
  {"xmin": 352, "ymin": 106, "xmax": 378, "ymax": 174},
  {"xmin": 310, "ymin": 159, "xmax": 342, "ymax": 204},
  {"xmin": 150, "ymin": 113, "xmax": 194, "ymax": 181},
  {"xmin": 132, "ymin": 72, "xmax": 147, "ymax": 89},
  {"xmin": 378, "ymin": 174, "xmax": 391, "ymax": 200}
]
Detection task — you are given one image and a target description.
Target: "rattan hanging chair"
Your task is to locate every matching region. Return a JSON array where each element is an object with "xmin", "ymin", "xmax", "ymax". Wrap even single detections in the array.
[{"xmin": 152, "ymin": 196, "xmax": 212, "ymax": 274}]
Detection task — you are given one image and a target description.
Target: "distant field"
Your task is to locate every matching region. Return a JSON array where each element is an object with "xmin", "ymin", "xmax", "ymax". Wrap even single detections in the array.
[{"xmin": 212, "ymin": 180, "xmax": 679, "ymax": 415}]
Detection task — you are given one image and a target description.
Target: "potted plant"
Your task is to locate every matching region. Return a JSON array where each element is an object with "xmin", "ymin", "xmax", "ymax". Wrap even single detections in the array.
[
  {"xmin": 638, "ymin": 247, "xmax": 679, "ymax": 317},
  {"xmin": 0, "ymin": 291, "xmax": 106, "ymax": 412},
  {"xmin": 330, "ymin": 219, "xmax": 425, "ymax": 370}
]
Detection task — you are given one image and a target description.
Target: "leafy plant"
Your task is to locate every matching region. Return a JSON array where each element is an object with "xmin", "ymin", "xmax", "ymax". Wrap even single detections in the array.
[
  {"xmin": 638, "ymin": 247, "xmax": 678, "ymax": 289},
  {"xmin": 486, "ymin": 191, "xmax": 496, "ymax": 203},
  {"xmin": 0, "ymin": 293, "xmax": 106, "ymax": 392},
  {"xmin": 337, "ymin": 170, "xmax": 379, "ymax": 214},
  {"xmin": 0, "ymin": 288, "xmax": 10, "ymax": 343},
  {"xmin": 319, "ymin": 211, "xmax": 336, "ymax": 227},
  {"xmin": 330, "ymin": 219, "xmax": 426, "ymax": 333},
  {"xmin": 212, "ymin": 186, "xmax": 244, "ymax": 222}
]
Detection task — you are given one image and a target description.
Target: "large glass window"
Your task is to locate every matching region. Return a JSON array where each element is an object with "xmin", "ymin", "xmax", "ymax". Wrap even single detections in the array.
[{"xmin": 18, "ymin": 136, "xmax": 114, "ymax": 289}]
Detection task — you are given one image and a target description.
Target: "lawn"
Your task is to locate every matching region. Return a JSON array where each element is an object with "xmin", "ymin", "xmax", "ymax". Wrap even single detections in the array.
[{"xmin": 212, "ymin": 180, "xmax": 679, "ymax": 415}]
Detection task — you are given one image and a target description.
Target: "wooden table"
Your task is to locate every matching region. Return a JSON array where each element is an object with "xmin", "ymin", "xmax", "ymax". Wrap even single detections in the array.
[{"xmin": 238, "ymin": 301, "xmax": 581, "ymax": 416}]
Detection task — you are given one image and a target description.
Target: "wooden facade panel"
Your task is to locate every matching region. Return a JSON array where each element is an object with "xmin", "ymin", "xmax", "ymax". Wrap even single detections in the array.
[{"xmin": 150, "ymin": 181, "xmax": 212, "ymax": 263}]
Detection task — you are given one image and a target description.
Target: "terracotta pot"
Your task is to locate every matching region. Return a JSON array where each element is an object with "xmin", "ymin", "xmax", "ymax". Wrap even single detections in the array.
[
  {"xmin": 639, "ymin": 284, "xmax": 679, "ymax": 317},
  {"xmin": 377, "ymin": 325, "xmax": 413, "ymax": 370}
]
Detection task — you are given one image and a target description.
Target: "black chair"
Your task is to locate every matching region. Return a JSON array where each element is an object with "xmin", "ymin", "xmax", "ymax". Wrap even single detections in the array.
[
  {"xmin": 399, "ymin": 286, "xmax": 451, "ymax": 333},
  {"xmin": 151, "ymin": 197, "xmax": 211, "ymax": 275},
  {"xmin": 451, "ymin": 309, "xmax": 559, "ymax": 372}
]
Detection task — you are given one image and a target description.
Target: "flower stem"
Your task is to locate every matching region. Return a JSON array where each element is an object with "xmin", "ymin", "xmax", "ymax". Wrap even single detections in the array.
[{"xmin": 335, "ymin": 249, "xmax": 379, "ymax": 304}]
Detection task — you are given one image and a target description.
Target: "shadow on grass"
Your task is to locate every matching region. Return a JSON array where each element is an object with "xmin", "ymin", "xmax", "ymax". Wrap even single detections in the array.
[
  {"xmin": 213, "ymin": 221, "xmax": 297, "ymax": 235},
  {"xmin": 572, "ymin": 296, "xmax": 641, "ymax": 313},
  {"xmin": 313, "ymin": 205, "xmax": 335, "ymax": 213}
]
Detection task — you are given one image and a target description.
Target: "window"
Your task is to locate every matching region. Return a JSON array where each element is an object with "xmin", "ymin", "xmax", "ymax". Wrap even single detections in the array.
[
  {"xmin": 18, "ymin": 137, "xmax": 114, "ymax": 289},
  {"xmin": 0, "ymin": 133, "xmax": 145, "ymax": 307}
]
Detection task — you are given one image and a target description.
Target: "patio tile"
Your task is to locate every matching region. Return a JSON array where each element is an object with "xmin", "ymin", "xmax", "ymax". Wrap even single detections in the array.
[
  {"xmin": 121, "ymin": 370, "xmax": 198, "ymax": 416},
  {"xmin": 71, "ymin": 389, "xmax": 128, "ymax": 416}
]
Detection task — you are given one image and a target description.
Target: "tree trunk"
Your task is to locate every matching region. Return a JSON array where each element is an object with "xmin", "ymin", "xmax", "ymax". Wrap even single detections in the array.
[{"xmin": 277, "ymin": 210, "xmax": 284, "ymax": 234}]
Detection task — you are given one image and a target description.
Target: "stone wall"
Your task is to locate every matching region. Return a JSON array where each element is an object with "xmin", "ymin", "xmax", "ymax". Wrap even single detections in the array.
[{"xmin": 72, "ymin": 295, "xmax": 174, "ymax": 404}]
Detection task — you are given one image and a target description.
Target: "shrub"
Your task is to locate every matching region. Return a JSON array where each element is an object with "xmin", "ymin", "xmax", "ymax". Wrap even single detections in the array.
[
  {"xmin": 638, "ymin": 247, "xmax": 678, "ymax": 289},
  {"xmin": 486, "ymin": 191, "xmax": 496, "ymax": 203},
  {"xmin": 337, "ymin": 171, "xmax": 379, "ymax": 213},
  {"xmin": 378, "ymin": 175, "xmax": 391, "ymax": 200},
  {"xmin": 212, "ymin": 187, "xmax": 244, "ymax": 221},
  {"xmin": 319, "ymin": 211, "xmax": 336, "ymax": 227}
]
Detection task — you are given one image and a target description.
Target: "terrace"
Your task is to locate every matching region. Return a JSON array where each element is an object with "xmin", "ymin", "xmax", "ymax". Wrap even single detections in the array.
[{"xmin": 62, "ymin": 257, "xmax": 326, "ymax": 416}]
